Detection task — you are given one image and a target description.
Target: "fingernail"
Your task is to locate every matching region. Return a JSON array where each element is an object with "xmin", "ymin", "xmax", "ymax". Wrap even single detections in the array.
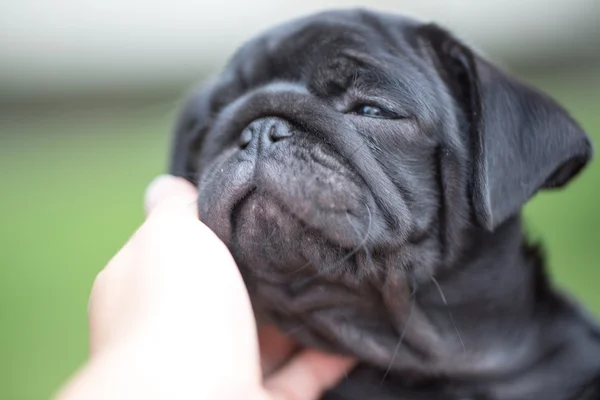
[
  {"xmin": 144, "ymin": 175, "xmax": 199, "ymax": 217},
  {"xmin": 144, "ymin": 174, "xmax": 177, "ymax": 214}
]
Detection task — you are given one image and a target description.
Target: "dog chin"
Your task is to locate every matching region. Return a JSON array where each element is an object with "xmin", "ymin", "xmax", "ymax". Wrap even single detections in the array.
[
  {"xmin": 228, "ymin": 189, "xmax": 371, "ymax": 279},
  {"xmin": 198, "ymin": 151, "xmax": 392, "ymax": 276}
]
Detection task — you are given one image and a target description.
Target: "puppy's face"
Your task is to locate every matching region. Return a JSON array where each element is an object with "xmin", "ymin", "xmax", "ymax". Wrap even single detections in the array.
[
  {"xmin": 198, "ymin": 19, "xmax": 444, "ymax": 279},
  {"xmin": 171, "ymin": 10, "xmax": 591, "ymax": 371}
]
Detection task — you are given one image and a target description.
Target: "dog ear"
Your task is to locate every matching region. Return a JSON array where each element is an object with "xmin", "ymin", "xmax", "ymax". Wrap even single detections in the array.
[
  {"xmin": 418, "ymin": 24, "xmax": 592, "ymax": 231},
  {"xmin": 169, "ymin": 81, "xmax": 215, "ymax": 183},
  {"xmin": 170, "ymin": 74, "xmax": 240, "ymax": 183}
]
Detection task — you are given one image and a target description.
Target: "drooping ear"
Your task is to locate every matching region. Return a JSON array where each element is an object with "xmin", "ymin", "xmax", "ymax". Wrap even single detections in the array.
[
  {"xmin": 169, "ymin": 74, "xmax": 239, "ymax": 183},
  {"xmin": 169, "ymin": 81, "xmax": 214, "ymax": 183},
  {"xmin": 418, "ymin": 24, "xmax": 593, "ymax": 231}
]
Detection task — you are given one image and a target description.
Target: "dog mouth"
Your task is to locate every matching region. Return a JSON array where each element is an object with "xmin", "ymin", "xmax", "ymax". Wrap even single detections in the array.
[
  {"xmin": 229, "ymin": 153, "xmax": 382, "ymax": 248},
  {"xmin": 194, "ymin": 146, "xmax": 391, "ymax": 289}
]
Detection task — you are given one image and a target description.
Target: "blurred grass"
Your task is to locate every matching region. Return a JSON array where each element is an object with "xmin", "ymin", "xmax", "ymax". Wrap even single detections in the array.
[
  {"xmin": 0, "ymin": 72, "xmax": 599, "ymax": 400},
  {"xmin": 0, "ymin": 105, "xmax": 174, "ymax": 399}
]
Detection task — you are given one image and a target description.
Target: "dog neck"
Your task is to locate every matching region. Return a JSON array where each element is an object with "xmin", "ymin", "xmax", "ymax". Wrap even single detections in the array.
[{"xmin": 396, "ymin": 215, "xmax": 600, "ymax": 399}]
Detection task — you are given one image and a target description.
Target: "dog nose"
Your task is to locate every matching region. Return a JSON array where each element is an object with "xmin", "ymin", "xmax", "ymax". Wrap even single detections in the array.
[{"xmin": 239, "ymin": 117, "xmax": 293, "ymax": 149}]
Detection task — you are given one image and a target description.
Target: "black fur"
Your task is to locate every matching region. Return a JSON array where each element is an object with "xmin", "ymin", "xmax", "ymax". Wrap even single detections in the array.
[{"xmin": 169, "ymin": 9, "xmax": 599, "ymax": 399}]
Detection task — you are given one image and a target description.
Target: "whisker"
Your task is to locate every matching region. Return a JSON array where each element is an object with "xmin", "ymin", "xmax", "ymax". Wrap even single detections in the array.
[
  {"xmin": 410, "ymin": 272, "xmax": 419, "ymax": 296},
  {"xmin": 265, "ymin": 226, "xmax": 278, "ymax": 242},
  {"xmin": 430, "ymin": 275, "xmax": 466, "ymax": 354},
  {"xmin": 186, "ymin": 199, "xmax": 199, "ymax": 209},
  {"xmin": 344, "ymin": 204, "xmax": 373, "ymax": 271},
  {"xmin": 359, "ymin": 204, "xmax": 374, "ymax": 270},
  {"xmin": 281, "ymin": 204, "xmax": 373, "ymax": 285},
  {"xmin": 288, "ymin": 260, "xmax": 312, "ymax": 275},
  {"xmin": 381, "ymin": 295, "xmax": 415, "ymax": 383},
  {"xmin": 284, "ymin": 324, "xmax": 307, "ymax": 336}
]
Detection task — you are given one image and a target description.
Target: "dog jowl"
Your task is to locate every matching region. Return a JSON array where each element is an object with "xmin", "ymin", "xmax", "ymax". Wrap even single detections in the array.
[{"xmin": 169, "ymin": 9, "xmax": 600, "ymax": 400}]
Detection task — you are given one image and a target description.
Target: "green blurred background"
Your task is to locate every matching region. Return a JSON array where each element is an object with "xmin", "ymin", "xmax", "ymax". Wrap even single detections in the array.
[{"xmin": 0, "ymin": 1, "xmax": 599, "ymax": 399}]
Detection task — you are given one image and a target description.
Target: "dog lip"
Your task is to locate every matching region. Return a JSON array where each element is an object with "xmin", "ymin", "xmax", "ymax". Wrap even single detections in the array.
[
  {"xmin": 229, "ymin": 184, "xmax": 257, "ymax": 226},
  {"xmin": 232, "ymin": 184, "xmax": 257, "ymax": 209}
]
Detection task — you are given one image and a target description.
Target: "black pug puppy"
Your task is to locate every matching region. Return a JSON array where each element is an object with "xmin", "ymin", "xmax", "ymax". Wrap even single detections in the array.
[{"xmin": 169, "ymin": 9, "xmax": 600, "ymax": 400}]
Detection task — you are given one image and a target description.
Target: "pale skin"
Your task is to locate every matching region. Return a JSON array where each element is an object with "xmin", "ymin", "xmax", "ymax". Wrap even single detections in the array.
[{"xmin": 55, "ymin": 175, "xmax": 355, "ymax": 400}]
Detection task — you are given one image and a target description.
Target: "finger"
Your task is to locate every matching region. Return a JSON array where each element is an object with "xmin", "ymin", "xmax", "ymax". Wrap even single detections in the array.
[
  {"xmin": 264, "ymin": 350, "xmax": 356, "ymax": 400},
  {"xmin": 144, "ymin": 174, "xmax": 198, "ymax": 217},
  {"xmin": 258, "ymin": 325, "xmax": 298, "ymax": 376}
]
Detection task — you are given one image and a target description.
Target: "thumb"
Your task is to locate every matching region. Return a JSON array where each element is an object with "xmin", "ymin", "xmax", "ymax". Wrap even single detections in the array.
[{"xmin": 144, "ymin": 175, "xmax": 199, "ymax": 218}]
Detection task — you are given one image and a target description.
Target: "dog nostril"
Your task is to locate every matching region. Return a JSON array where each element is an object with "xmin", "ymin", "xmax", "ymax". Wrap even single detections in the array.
[
  {"xmin": 268, "ymin": 124, "xmax": 294, "ymax": 142},
  {"xmin": 239, "ymin": 127, "xmax": 254, "ymax": 148},
  {"xmin": 240, "ymin": 119, "xmax": 293, "ymax": 149}
]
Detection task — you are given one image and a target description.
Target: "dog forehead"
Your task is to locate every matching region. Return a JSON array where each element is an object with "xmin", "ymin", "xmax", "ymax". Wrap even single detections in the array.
[
  {"xmin": 227, "ymin": 9, "xmax": 423, "ymax": 82},
  {"xmin": 265, "ymin": 9, "xmax": 422, "ymax": 59},
  {"xmin": 263, "ymin": 9, "xmax": 420, "ymax": 44},
  {"xmin": 265, "ymin": 20, "xmax": 366, "ymax": 56}
]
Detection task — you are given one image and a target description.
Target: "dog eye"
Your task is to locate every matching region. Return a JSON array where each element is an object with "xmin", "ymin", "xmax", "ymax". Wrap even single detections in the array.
[{"xmin": 352, "ymin": 104, "xmax": 396, "ymax": 119}]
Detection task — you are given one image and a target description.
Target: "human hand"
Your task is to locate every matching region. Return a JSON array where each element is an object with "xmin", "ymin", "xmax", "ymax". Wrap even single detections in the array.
[{"xmin": 55, "ymin": 175, "xmax": 355, "ymax": 400}]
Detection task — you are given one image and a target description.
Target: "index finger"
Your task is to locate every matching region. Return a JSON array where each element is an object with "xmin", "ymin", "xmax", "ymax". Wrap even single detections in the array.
[
  {"xmin": 259, "ymin": 325, "xmax": 298, "ymax": 376},
  {"xmin": 144, "ymin": 175, "xmax": 199, "ymax": 218},
  {"xmin": 265, "ymin": 349, "xmax": 355, "ymax": 400}
]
